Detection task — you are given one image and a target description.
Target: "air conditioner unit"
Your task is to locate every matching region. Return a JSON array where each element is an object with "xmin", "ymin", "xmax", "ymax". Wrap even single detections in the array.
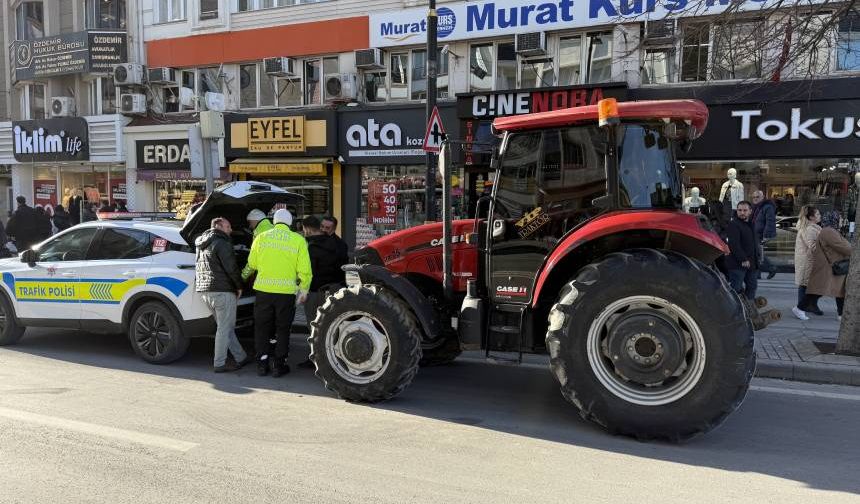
[
  {"xmin": 120, "ymin": 93, "xmax": 147, "ymax": 115},
  {"xmin": 515, "ymin": 32, "xmax": 546, "ymax": 56},
  {"xmin": 264, "ymin": 57, "xmax": 297, "ymax": 77},
  {"xmin": 355, "ymin": 49, "xmax": 385, "ymax": 70},
  {"xmin": 325, "ymin": 73, "xmax": 358, "ymax": 102},
  {"xmin": 148, "ymin": 67, "xmax": 177, "ymax": 85},
  {"xmin": 113, "ymin": 63, "xmax": 146, "ymax": 86},
  {"xmin": 644, "ymin": 19, "xmax": 676, "ymax": 44},
  {"xmin": 50, "ymin": 97, "xmax": 76, "ymax": 117}
]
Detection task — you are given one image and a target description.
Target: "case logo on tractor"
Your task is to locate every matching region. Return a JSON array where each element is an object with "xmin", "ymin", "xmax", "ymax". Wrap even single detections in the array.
[
  {"xmin": 496, "ymin": 285, "xmax": 528, "ymax": 297},
  {"xmin": 430, "ymin": 235, "xmax": 466, "ymax": 247}
]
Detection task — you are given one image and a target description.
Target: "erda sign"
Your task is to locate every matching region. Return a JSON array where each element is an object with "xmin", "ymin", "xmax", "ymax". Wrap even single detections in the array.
[
  {"xmin": 685, "ymin": 100, "xmax": 860, "ymax": 160},
  {"xmin": 339, "ymin": 106, "xmax": 458, "ymax": 163},
  {"xmin": 458, "ymin": 83, "xmax": 627, "ymax": 119},
  {"xmin": 136, "ymin": 139, "xmax": 191, "ymax": 170},
  {"xmin": 12, "ymin": 118, "xmax": 89, "ymax": 162},
  {"xmin": 370, "ymin": 0, "xmax": 814, "ymax": 47}
]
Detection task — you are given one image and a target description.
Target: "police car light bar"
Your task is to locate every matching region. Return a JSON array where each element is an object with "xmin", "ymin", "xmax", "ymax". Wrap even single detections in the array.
[{"xmin": 97, "ymin": 211, "xmax": 177, "ymax": 221}]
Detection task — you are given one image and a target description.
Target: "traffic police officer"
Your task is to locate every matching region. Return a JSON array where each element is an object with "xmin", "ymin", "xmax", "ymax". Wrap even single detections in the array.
[
  {"xmin": 246, "ymin": 208, "xmax": 273, "ymax": 238},
  {"xmin": 242, "ymin": 208, "xmax": 311, "ymax": 377}
]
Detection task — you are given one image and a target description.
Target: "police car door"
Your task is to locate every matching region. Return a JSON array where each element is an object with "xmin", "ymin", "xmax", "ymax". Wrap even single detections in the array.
[
  {"xmin": 10, "ymin": 227, "xmax": 99, "ymax": 322},
  {"xmin": 76, "ymin": 227, "xmax": 154, "ymax": 323}
]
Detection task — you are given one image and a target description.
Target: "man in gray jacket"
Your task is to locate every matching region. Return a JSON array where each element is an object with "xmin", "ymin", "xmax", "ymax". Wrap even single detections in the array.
[{"xmin": 195, "ymin": 217, "xmax": 252, "ymax": 373}]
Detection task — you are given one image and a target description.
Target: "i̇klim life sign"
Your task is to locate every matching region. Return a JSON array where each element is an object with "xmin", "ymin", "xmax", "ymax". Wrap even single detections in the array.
[{"xmin": 369, "ymin": 0, "xmax": 825, "ymax": 47}]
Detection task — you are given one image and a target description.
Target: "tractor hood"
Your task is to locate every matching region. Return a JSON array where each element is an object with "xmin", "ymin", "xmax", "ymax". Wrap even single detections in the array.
[{"xmin": 179, "ymin": 181, "xmax": 303, "ymax": 244}]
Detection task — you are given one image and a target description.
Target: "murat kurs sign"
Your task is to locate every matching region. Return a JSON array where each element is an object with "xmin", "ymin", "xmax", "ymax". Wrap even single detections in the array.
[
  {"xmin": 12, "ymin": 118, "xmax": 89, "ymax": 162},
  {"xmin": 12, "ymin": 31, "xmax": 127, "ymax": 82},
  {"xmin": 370, "ymin": 0, "xmax": 821, "ymax": 47}
]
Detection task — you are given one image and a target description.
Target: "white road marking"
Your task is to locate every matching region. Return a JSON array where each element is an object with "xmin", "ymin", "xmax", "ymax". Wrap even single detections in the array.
[
  {"xmin": 0, "ymin": 406, "xmax": 198, "ymax": 452},
  {"xmin": 749, "ymin": 385, "xmax": 860, "ymax": 402}
]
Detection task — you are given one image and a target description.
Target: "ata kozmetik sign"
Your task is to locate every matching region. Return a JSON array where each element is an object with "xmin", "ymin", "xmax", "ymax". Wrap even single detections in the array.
[
  {"xmin": 369, "ymin": 0, "xmax": 818, "ymax": 47},
  {"xmin": 12, "ymin": 118, "xmax": 89, "ymax": 162}
]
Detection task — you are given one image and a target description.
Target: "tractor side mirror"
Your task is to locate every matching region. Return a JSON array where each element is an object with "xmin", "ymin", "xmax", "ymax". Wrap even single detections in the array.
[
  {"xmin": 492, "ymin": 219, "xmax": 506, "ymax": 240},
  {"xmin": 21, "ymin": 249, "xmax": 39, "ymax": 267}
]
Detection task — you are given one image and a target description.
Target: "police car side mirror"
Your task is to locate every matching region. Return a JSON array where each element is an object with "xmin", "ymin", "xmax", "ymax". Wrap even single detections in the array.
[{"xmin": 21, "ymin": 249, "xmax": 38, "ymax": 267}]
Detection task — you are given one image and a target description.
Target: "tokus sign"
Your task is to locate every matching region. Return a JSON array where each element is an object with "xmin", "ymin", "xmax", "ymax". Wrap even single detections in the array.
[{"xmin": 370, "ymin": 0, "xmax": 822, "ymax": 47}]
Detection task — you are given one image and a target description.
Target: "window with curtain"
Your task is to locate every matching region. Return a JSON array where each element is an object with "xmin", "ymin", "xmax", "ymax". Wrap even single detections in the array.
[
  {"xmin": 200, "ymin": 0, "xmax": 219, "ymax": 20},
  {"xmin": 86, "ymin": 0, "xmax": 126, "ymax": 29},
  {"xmin": 16, "ymin": 2, "xmax": 44, "ymax": 40},
  {"xmin": 390, "ymin": 53, "xmax": 409, "ymax": 100},
  {"xmin": 157, "ymin": 0, "xmax": 185, "ymax": 22}
]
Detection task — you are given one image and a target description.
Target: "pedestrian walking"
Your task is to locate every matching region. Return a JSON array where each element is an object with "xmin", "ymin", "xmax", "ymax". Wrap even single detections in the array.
[
  {"xmin": 299, "ymin": 216, "xmax": 345, "ymax": 368},
  {"xmin": 6, "ymin": 196, "xmax": 42, "ymax": 251},
  {"xmin": 321, "ymin": 215, "xmax": 349, "ymax": 279},
  {"xmin": 725, "ymin": 200, "xmax": 759, "ymax": 300},
  {"xmin": 116, "ymin": 200, "xmax": 128, "ymax": 212},
  {"xmin": 751, "ymin": 190, "xmax": 778, "ymax": 279},
  {"xmin": 242, "ymin": 209, "xmax": 312, "ymax": 377},
  {"xmin": 195, "ymin": 217, "xmax": 252, "ymax": 373},
  {"xmin": 246, "ymin": 208, "xmax": 273, "ymax": 238},
  {"xmin": 792, "ymin": 205, "xmax": 822, "ymax": 320},
  {"xmin": 804, "ymin": 211, "xmax": 851, "ymax": 321},
  {"xmin": 52, "ymin": 205, "xmax": 72, "ymax": 232}
]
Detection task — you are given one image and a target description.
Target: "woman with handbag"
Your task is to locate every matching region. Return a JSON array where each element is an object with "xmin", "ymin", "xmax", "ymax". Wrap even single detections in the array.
[
  {"xmin": 792, "ymin": 205, "xmax": 822, "ymax": 320},
  {"xmin": 804, "ymin": 211, "xmax": 852, "ymax": 321}
]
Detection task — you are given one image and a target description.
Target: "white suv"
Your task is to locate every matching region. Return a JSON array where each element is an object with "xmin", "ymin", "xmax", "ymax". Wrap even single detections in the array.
[{"xmin": 0, "ymin": 182, "xmax": 301, "ymax": 364}]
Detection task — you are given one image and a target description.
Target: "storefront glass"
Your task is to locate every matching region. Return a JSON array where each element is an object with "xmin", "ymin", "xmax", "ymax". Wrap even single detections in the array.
[
  {"xmin": 256, "ymin": 176, "xmax": 331, "ymax": 218},
  {"xmin": 155, "ymin": 179, "xmax": 208, "ymax": 219},
  {"xmin": 683, "ymin": 158, "xmax": 856, "ymax": 268},
  {"xmin": 358, "ymin": 165, "xmax": 466, "ymax": 248}
]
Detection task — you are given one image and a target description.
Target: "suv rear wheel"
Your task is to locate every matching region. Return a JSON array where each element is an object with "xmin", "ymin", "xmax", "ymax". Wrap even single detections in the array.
[
  {"xmin": 128, "ymin": 301, "xmax": 189, "ymax": 364},
  {"xmin": 0, "ymin": 295, "xmax": 25, "ymax": 346}
]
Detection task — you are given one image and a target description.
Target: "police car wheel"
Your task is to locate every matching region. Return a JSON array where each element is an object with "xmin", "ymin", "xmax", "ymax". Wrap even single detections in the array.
[
  {"xmin": 0, "ymin": 295, "xmax": 25, "ymax": 346},
  {"xmin": 128, "ymin": 301, "xmax": 189, "ymax": 364},
  {"xmin": 309, "ymin": 285, "xmax": 422, "ymax": 403}
]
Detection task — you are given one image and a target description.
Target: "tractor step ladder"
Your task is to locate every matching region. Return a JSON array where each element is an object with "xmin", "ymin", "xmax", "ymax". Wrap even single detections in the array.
[{"xmin": 485, "ymin": 304, "xmax": 525, "ymax": 365}]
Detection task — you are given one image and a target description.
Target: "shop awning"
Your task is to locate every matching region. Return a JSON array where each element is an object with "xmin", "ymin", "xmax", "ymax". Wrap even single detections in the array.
[{"xmin": 228, "ymin": 157, "xmax": 330, "ymax": 175}]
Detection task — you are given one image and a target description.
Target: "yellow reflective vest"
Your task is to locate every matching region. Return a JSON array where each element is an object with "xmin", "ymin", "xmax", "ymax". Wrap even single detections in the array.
[
  {"xmin": 253, "ymin": 218, "xmax": 274, "ymax": 237},
  {"xmin": 242, "ymin": 223, "xmax": 312, "ymax": 295}
]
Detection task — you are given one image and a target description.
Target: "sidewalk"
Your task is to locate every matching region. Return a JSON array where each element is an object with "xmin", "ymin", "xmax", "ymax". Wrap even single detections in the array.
[{"xmin": 754, "ymin": 273, "xmax": 860, "ymax": 386}]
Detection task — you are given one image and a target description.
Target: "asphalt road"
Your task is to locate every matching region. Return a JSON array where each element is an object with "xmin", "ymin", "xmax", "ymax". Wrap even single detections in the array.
[{"xmin": 1, "ymin": 328, "xmax": 859, "ymax": 504}]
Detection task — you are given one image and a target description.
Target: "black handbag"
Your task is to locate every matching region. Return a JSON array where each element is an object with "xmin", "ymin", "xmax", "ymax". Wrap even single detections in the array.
[{"xmin": 832, "ymin": 259, "xmax": 849, "ymax": 276}]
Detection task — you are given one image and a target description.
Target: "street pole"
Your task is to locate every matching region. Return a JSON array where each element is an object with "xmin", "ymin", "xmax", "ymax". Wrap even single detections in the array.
[
  {"xmin": 202, "ymin": 138, "xmax": 215, "ymax": 195},
  {"xmin": 424, "ymin": 0, "xmax": 438, "ymax": 223}
]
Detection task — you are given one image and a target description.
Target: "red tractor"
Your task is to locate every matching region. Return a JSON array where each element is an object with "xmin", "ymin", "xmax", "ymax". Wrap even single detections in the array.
[{"xmin": 309, "ymin": 99, "xmax": 771, "ymax": 441}]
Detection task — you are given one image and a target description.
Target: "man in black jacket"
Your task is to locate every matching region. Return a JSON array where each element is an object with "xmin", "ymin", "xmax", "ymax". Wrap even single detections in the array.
[
  {"xmin": 725, "ymin": 201, "xmax": 759, "ymax": 299},
  {"xmin": 321, "ymin": 215, "xmax": 349, "ymax": 282},
  {"xmin": 6, "ymin": 196, "xmax": 42, "ymax": 251},
  {"xmin": 299, "ymin": 216, "xmax": 345, "ymax": 368},
  {"xmin": 195, "ymin": 217, "xmax": 251, "ymax": 373}
]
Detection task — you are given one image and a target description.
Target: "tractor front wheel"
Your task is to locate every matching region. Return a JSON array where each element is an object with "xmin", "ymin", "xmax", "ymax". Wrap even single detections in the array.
[
  {"xmin": 309, "ymin": 285, "xmax": 422, "ymax": 403},
  {"xmin": 546, "ymin": 249, "xmax": 754, "ymax": 442}
]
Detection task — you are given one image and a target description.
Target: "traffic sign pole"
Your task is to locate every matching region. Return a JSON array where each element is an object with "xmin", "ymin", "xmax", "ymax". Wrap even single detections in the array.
[{"xmin": 425, "ymin": 0, "xmax": 438, "ymax": 222}]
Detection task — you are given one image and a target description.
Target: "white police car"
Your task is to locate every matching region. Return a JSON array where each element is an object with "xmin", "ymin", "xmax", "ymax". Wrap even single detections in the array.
[{"xmin": 0, "ymin": 182, "xmax": 302, "ymax": 364}]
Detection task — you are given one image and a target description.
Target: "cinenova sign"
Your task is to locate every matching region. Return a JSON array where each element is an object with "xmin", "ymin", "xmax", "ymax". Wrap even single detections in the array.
[{"xmin": 370, "ymin": 0, "xmax": 824, "ymax": 47}]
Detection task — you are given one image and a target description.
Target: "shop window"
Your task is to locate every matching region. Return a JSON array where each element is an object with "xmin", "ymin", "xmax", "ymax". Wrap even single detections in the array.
[
  {"xmin": 89, "ymin": 77, "xmax": 117, "ymax": 115},
  {"xmin": 681, "ymin": 23, "xmax": 710, "ymax": 82},
  {"xmin": 586, "ymin": 31, "xmax": 613, "ymax": 83},
  {"xmin": 19, "ymin": 84, "xmax": 46, "ymax": 120},
  {"xmin": 558, "ymin": 36, "xmax": 583, "ymax": 85},
  {"xmin": 711, "ymin": 20, "xmax": 764, "ymax": 80},
  {"xmin": 390, "ymin": 52, "xmax": 409, "ymax": 100},
  {"xmin": 838, "ymin": 12, "xmax": 860, "ymax": 71},
  {"xmin": 86, "ymin": 0, "xmax": 126, "ymax": 29},
  {"xmin": 156, "ymin": 0, "xmax": 186, "ymax": 23},
  {"xmin": 469, "ymin": 42, "xmax": 515, "ymax": 92},
  {"xmin": 200, "ymin": 0, "xmax": 219, "ymax": 20},
  {"xmin": 642, "ymin": 48, "xmax": 676, "ymax": 84},
  {"xmin": 37, "ymin": 228, "xmax": 99, "ymax": 262},
  {"xmin": 410, "ymin": 49, "xmax": 449, "ymax": 100},
  {"xmin": 16, "ymin": 1, "xmax": 44, "ymax": 40}
]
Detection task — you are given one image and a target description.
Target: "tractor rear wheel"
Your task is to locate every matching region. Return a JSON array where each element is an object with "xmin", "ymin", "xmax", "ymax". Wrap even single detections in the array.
[
  {"xmin": 546, "ymin": 249, "xmax": 754, "ymax": 442},
  {"xmin": 309, "ymin": 285, "xmax": 422, "ymax": 402}
]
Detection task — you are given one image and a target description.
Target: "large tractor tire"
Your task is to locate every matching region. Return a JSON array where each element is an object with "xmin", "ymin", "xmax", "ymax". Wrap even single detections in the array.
[
  {"xmin": 0, "ymin": 295, "xmax": 25, "ymax": 346},
  {"xmin": 309, "ymin": 285, "xmax": 422, "ymax": 402},
  {"xmin": 546, "ymin": 249, "xmax": 754, "ymax": 442},
  {"xmin": 420, "ymin": 335, "xmax": 462, "ymax": 366}
]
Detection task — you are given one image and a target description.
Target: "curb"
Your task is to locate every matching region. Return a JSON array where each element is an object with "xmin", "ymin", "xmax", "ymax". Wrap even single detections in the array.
[{"xmin": 755, "ymin": 359, "xmax": 860, "ymax": 386}]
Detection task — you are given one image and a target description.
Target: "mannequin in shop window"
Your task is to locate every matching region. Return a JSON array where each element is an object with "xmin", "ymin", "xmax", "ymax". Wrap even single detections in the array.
[
  {"xmin": 684, "ymin": 187, "xmax": 707, "ymax": 214},
  {"xmin": 68, "ymin": 189, "xmax": 83, "ymax": 225},
  {"xmin": 718, "ymin": 168, "xmax": 745, "ymax": 218}
]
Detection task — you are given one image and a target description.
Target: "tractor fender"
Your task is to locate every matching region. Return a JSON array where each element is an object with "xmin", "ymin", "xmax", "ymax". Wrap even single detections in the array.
[
  {"xmin": 343, "ymin": 264, "xmax": 441, "ymax": 341},
  {"xmin": 532, "ymin": 211, "xmax": 728, "ymax": 307}
]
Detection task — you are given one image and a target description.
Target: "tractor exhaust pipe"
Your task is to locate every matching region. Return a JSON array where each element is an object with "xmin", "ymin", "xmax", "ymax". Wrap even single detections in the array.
[{"xmin": 439, "ymin": 139, "xmax": 454, "ymax": 303}]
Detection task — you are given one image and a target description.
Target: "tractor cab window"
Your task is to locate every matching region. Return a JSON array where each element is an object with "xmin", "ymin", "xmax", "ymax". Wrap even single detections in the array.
[{"xmin": 617, "ymin": 125, "xmax": 682, "ymax": 209}]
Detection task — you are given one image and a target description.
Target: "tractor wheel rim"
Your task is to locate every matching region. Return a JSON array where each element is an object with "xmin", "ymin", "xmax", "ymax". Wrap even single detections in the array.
[
  {"xmin": 586, "ymin": 295, "xmax": 706, "ymax": 406},
  {"xmin": 134, "ymin": 311, "xmax": 171, "ymax": 358},
  {"xmin": 325, "ymin": 310, "xmax": 391, "ymax": 385}
]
